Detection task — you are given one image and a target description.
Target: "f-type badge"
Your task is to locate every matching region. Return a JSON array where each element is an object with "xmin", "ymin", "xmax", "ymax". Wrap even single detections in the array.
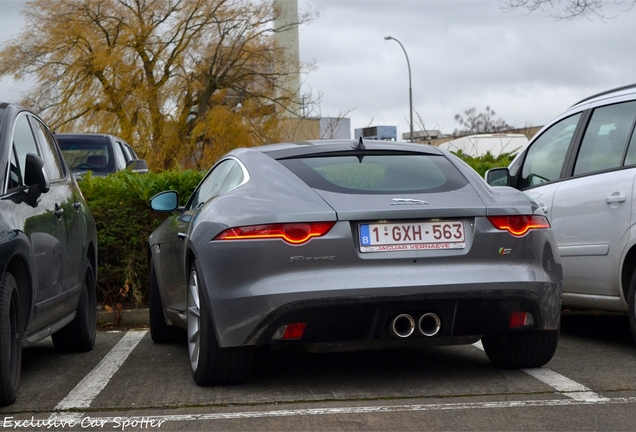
[
  {"xmin": 289, "ymin": 256, "xmax": 336, "ymax": 264},
  {"xmin": 391, "ymin": 198, "xmax": 429, "ymax": 206}
]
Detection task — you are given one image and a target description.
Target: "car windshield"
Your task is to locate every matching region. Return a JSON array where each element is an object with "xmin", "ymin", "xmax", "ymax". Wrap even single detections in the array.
[
  {"xmin": 57, "ymin": 136, "xmax": 112, "ymax": 172},
  {"xmin": 278, "ymin": 153, "xmax": 468, "ymax": 194}
]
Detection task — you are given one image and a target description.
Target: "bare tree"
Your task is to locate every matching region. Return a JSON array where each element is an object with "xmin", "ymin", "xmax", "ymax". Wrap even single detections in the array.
[
  {"xmin": 453, "ymin": 106, "xmax": 513, "ymax": 137},
  {"xmin": 320, "ymin": 109, "xmax": 354, "ymax": 139},
  {"xmin": 501, "ymin": 0, "xmax": 635, "ymax": 19},
  {"xmin": 411, "ymin": 109, "xmax": 445, "ymax": 144}
]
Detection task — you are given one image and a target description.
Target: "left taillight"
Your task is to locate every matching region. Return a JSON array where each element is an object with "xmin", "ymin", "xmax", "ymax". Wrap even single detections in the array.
[
  {"xmin": 214, "ymin": 222, "xmax": 336, "ymax": 245},
  {"xmin": 487, "ymin": 215, "xmax": 550, "ymax": 237}
]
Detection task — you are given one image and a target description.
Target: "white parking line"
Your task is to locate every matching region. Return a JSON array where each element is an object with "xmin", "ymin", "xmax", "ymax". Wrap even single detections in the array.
[
  {"xmin": 31, "ymin": 396, "xmax": 636, "ymax": 428},
  {"xmin": 51, "ymin": 330, "xmax": 147, "ymax": 415},
  {"xmin": 472, "ymin": 341, "xmax": 604, "ymax": 400},
  {"xmin": 521, "ymin": 368, "xmax": 608, "ymax": 401},
  {"xmin": 42, "ymin": 333, "xmax": 614, "ymax": 427}
]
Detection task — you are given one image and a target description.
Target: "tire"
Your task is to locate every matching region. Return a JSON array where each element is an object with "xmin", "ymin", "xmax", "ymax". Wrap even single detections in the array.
[
  {"xmin": 627, "ymin": 268, "xmax": 636, "ymax": 344},
  {"xmin": 149, "ymin": 259, "xmax": 184, "ymax": 343},
  {"xmin": 482, "ymin": 328, "xmax": 559, "ymax": 369},
  {"xmin": 187, "ymin": 261, "xmax": 252, "ymax": 386},
  {"xmin": 0, "ymin": 272, "xmax": 22, "ymax": 406},
  {"xmin": 51, "ymin": 261, "xmax": 96, "ymax": 353}
]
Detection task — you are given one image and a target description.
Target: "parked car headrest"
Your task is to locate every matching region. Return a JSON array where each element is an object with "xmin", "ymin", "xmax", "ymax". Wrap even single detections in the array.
[{"xmin": 87, "ymin": 155, "xmax": 107, "ymax": 168}]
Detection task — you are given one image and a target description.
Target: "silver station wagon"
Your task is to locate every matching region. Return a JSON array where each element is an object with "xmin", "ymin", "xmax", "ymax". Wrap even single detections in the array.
[{"xmin": 487, "ymin": 83, "xmax": 636, "ymax": 342}]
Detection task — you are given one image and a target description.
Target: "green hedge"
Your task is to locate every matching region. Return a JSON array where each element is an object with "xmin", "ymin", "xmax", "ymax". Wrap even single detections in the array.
[
  {"xmin": 452, "ymin": 151, "xmax": 516, "ymax": 177},
  {"xmin": 79, "ymin": 170, "xmax": 204, "ymax": 310}
]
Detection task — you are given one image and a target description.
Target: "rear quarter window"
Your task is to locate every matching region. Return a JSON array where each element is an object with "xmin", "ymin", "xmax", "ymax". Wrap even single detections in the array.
[{"xmin": 278, "ymin": 153, "xmax": 468, "ymax": 194}]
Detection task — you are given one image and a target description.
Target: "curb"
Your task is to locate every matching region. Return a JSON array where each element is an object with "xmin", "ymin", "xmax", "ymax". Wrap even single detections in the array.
[{"xmin": 98, "ymin": 308, "xmax": 149, "ymax": 328}]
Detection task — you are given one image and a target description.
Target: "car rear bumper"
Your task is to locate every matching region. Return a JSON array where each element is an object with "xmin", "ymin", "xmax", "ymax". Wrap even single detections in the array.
[
  {"xmin": 244, "ymin": 287, "xmax": 559, "ymax": 345},
  {"xmin": 201, "ymin": 274, "xmax": 561, "ymax": 348}
]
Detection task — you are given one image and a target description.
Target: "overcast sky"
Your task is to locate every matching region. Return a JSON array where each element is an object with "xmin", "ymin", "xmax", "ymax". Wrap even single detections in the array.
[{"xmin": 1, "ymin": 0, "xmax": 635, "ymax": 138}]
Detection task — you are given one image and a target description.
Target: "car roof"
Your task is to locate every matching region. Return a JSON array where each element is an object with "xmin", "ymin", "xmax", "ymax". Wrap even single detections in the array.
[
  {"xmin": 0, "ymin": 102, "xmax": 34, "ymax": 117},
  {"xmin": 54, "ymin": 132, "xmax": 126, "ymax": 141},
  {"xmin": 570, "ymin": 83, "xmax": 636, "ymax": 108},
  {"xmin": 0, "ymin": 102, "xmax": 45, "ymax": 137}
]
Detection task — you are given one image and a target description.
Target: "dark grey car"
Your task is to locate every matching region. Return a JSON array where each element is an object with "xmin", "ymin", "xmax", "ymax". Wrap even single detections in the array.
[
  {"xmin": 149, "ymin": 139, "xmax": 562, "ymax": 386},
  {"xmin": 0, "ymin": 103, "xmax": 98, "ymax": 406}
]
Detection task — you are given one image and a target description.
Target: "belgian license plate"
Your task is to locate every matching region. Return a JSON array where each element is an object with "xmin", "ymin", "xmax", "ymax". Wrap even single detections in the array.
[{"xmin": 359, "ymin": 221, "xmax": 466, "ymax": 252}]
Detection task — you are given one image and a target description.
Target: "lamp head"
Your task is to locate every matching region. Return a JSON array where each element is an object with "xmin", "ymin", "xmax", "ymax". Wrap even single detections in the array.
[{"xmin": 384, "ymin": 36, "xmax": 392, "ymax": 40}]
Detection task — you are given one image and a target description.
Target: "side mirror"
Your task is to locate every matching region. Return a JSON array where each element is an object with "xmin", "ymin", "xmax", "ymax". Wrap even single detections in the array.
[
  {"xmin": 24, "ymin": 153, "xmax": 50, "ymax": 194},
  {"xmin": 126, "ymin": 159, "xmax": 149, "ymax": 173},
  {"xmin": 485, "ymin": 167, "xmax": 510, "ymax": 187},
  {"xmin": 150, "ymin": 190, "xmax": 179, "ymax": 212}
]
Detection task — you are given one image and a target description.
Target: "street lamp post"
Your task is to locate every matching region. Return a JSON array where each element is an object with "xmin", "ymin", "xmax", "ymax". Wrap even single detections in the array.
[{"xmin": 384, "ymin": 36, "xmax": 414, "ymax": 142}]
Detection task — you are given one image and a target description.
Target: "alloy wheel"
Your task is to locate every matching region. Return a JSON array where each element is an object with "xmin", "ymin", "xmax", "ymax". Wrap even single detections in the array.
[{"xmin": 187, "ymin": 269, "xmax": 201, "ymax": 372}]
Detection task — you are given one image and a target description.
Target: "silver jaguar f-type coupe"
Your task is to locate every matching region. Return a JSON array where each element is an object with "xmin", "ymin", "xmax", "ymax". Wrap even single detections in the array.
[{"xmin": 148, "ymin": 139, "xmax": 563, "ymax": 386}]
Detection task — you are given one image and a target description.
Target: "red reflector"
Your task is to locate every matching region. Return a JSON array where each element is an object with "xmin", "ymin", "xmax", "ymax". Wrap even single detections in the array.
[
  {"xmin": 509, "ymin": 311, "xmax": 530, "ymax": 328},
  {"xmin": 487, "ymin": 215, "xmax": 550, "ymax": 237},
  {"xmin": 282, "ymin": 323, "xmax": 307, "ymax": 339},
  {"xmin": 214, "ymin": 222, "xmax": 335, "ymax": 245}
]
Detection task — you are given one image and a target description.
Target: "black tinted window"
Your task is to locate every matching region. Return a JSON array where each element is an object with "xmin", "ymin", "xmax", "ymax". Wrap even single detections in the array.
[
  {"xmin": 31, "ymin": 118, "xmax": 63, "ymax": 180},
  {"xmin": 279, "ymin": 153, "xmax": 467, "ymax": 194},
  {"xmin": 7, "ymin": 146, "xmax": 21, "ymax": 190},
  {"xmin": 13, "ymin": 115, "xmax": 39, "ymax": 184}
]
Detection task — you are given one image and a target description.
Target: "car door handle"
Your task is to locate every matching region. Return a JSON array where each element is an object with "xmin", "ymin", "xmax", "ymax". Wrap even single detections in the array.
[
  {"xmin": 605, "ymin": 195, "xmax": 626, "ymax": 204},
  {"xmin": 178, "ymin": 233, "xmax": 187, "ymax": 240},
  {"xmin": 54, "ymin": 208, "xmax": 64, "ymax": 218},
  {"xmin": 73, "ymin": 202, "xmax": 82, "ymax": 210}
]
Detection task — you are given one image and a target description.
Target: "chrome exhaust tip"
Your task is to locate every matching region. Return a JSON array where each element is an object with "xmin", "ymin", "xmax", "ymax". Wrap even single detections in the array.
[
  {"xmin": 390, "ymin": 314, "xmax": 415, "ymax": 338},
  {"xmin": 418, "ymin": 313, "xmax": 441, "ymax": 337}
]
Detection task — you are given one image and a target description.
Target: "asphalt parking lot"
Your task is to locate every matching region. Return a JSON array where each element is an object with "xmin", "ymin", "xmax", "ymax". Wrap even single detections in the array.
[{"xmin": 1, "ymin": 310, "xmax": 635, "ymax": 431}]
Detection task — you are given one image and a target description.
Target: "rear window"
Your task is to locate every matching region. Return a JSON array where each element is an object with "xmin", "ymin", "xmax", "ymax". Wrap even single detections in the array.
[
  {"xmin": 278, "ymin": 153, "xmax": 468, "ymax": 194},
  {"xmin": 57, "ymin": 136, "xmax": 113, "ymax": 172}
]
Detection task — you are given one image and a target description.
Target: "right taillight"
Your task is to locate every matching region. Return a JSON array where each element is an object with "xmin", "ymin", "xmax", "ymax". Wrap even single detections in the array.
[{"xmin": 487, "ymin": 215, "xmax": 550, "ymax": 237}]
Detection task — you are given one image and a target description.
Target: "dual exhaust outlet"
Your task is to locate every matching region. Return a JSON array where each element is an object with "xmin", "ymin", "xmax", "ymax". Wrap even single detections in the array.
[{"xmin": 389, "ymin": 313, "xmax": 441, "ymax": 338}]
